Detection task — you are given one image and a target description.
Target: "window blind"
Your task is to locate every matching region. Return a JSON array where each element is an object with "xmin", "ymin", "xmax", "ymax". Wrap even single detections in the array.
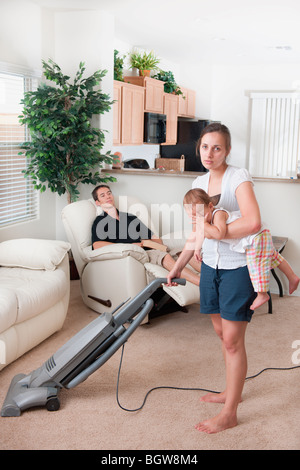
[
  {"xmin": 0, "ymin": 68, "xmax": 39, "ymax": 228},
  {"xmin": 246, "ymin": 91, "xmax": 300, "ymax": 178}
]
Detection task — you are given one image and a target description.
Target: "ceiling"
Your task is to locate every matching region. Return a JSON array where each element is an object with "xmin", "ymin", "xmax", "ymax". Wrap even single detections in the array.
[{"xmin": 31, "ymin": 0, "xmax": 300, "ymax": 66}]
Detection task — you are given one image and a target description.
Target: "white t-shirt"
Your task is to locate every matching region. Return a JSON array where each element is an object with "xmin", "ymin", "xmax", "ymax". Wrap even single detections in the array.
[
  {"xmin": 193, "ymin": 166, "xmax": 254, "ymax": 269},
  {"xmin": 192, "ymin": 165, "xmax": 253, "ymax": 212}
]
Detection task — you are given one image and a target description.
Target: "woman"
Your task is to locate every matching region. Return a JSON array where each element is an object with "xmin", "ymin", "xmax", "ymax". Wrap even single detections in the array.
[{"xmin": 167, "ymin": 123, "xmax": 261, "ymax": 434}]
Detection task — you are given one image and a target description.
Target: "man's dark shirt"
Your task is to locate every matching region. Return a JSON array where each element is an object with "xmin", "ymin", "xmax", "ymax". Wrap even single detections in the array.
[{"xmin": 91, "ymin": 210, "xmax": 153, "ymax": 247}]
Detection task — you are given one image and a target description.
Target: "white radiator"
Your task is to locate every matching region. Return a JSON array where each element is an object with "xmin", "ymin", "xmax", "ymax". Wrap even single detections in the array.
[{"xmin": 246, "ymin": 91, "xmax": 300, "ymax": 178}]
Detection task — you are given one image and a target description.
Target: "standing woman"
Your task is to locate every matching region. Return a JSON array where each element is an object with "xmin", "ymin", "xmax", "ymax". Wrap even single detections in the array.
[{"xmin": 167, "ymin": 123, "xmax": 261, "ymax": 434}]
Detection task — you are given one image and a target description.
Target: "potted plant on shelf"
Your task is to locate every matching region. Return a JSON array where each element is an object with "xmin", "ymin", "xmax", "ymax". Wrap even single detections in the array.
[
  {"xmin": 114, "ymin": 49, "xmax": 126, "ymax": 81},
  {"xmin": 129, "ymin": 49, "xmax": 160, "ymax": 77},
  {"xmin": 153, "ymin": 69, "xmax": 184, "ymax": 97},
  {"xmin": 19, "ymin": 59, "xmax": 116, "ymax": 204}
]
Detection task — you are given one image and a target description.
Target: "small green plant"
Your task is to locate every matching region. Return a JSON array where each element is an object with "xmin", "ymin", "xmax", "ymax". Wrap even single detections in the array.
[
  {"xmin": 114, "ymin": 49, "xmax": 126, "ymax": 81},
  {"xmin": 19, "ymin": 59, "xmax": 116, "ymax": 203},
  {"xmin": 129, "ymin": 49, "xmax": 160, "ymax": 75},
  {"xmin": 153, "ymin": 69, "xmax": 184, "ymax": 96}
]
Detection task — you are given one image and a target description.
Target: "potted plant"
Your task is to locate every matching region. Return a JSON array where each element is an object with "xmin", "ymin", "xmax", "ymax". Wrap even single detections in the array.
[
  {"xmin": 19, "ymin": 59, "xmax": 116, "ymax": 204},
  {"xmin": 114, "ymin": 49, "xmax": 126, "ymax": 81},
  {"xmin": 153, "ymin": 69, "xmax": 184, "ymax": 97},
  {"xmin": 129, "ymin": 49, "xmax": 160, "ymax": 76}
]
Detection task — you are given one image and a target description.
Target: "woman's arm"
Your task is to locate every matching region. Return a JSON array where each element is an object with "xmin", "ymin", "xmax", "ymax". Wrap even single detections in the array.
[
  {"xmin": 224, "ymin": 181, "xmax": 261, "ymax": 239},
  {"xmin": 166, "ymin": 232, "xmax": 195, "ymax": 285}
]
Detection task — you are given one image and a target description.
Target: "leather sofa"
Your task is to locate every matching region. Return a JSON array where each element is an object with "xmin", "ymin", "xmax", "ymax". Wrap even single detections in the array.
[{"xmin": 0, "ymin": 238, "xmax": 71, "ymax": 370}]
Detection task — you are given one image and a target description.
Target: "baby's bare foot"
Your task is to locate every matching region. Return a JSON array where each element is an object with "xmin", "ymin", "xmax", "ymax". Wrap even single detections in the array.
[
  {"xmin": 289, "ymin": 275, "xmax": 300, "ymax": 295},
  {"xmin": 250, "ymin": 292, "xmax": 269, "ymax": 310}
]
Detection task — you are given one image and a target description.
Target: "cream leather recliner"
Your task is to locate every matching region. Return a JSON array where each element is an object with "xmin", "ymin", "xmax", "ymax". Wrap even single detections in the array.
[{"xmin": 61, "ymin": 197, "xmax": 199, "ymax": 317}]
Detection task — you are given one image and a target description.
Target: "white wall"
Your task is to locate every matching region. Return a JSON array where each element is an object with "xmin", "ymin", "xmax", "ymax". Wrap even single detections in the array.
[
  {"xmin": 52, "ymin": 9, "xmax": 115, "ymax": 240},
  {"xmin": 0, "ymin": 0, "xmax": 41, "ymax": 70},
  {"xmin": 210, "ymin": 63, "xmax": 300, "ymax": 167},
  {"xmin": 180, "ymin": 62, "xmax": 213, "ymax": 119},
  {"xmin": 0, "ymin": 0, "xmax": 57, "ymax": 242}
]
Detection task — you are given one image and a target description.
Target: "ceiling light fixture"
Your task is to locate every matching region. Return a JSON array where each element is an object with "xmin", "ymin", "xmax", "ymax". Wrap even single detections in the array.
[
  {"xmin": 268, "ymin": 45, "xmax": 292, "ymax": 51},
  {"xmin": 276, "ymin": 46, "xmax": 292, "ymax": 50}
]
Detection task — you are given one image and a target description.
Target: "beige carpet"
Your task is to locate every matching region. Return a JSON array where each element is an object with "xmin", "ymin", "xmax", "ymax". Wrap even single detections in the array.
[{"xmin": 1, "ymin": 280, "xmax": 300, "ymax": 450}]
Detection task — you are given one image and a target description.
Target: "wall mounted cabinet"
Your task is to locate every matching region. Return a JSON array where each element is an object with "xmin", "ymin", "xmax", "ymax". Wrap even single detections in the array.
[
  {"xmin": 113, "ymin": 78, "xmax": 196, "ymax": 145},
  {"xmin": 178, "ymin": 87, "xmax": 196, "ymax": 118},
  {"xmin": 113, "ymin": 81, "xmax": 122, "ymax": 145},
  {"xmin": 124, "ymin": 76, "xmax": 164, "ymax": 113},
  {"xmin": 163, "ymin": 93, "xmax": 178, "ymax": 145},
  {"xmin": 113, "ymin": 80, "xmax": 145, "ymax": 145}
]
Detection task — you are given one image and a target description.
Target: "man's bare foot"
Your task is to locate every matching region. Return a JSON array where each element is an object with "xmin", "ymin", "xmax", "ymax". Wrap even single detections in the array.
[
  {"xmin": 195, "ymin": 411, "xmax": 238, "ymax": 434},
  {"xmin": 250, "ymin": 292, "xmax": 269, "ymax": 310},
  {"xmin": 289, "ymin": 275, "xmax": 300, "ymax": 295}
]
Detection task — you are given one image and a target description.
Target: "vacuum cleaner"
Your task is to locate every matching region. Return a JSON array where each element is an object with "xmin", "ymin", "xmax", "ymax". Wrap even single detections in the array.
[{"xmin": 1, "ymin": 277, "xmax": 185, "ymax": 417}]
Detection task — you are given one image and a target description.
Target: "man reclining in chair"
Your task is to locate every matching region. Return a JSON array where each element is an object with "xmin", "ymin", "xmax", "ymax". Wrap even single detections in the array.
[{"xmin": 91, "ymin": 184, "xmax": 200, "ymax": 286}]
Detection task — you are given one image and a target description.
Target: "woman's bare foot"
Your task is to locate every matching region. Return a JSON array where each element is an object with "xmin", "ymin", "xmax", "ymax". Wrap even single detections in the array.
[
  {"xmin": 195, "ymin": 411, "xmax": 238, "ymax": 434},
  {"xmin": 289, "ymin": 275, "xmax": 300, "ymax": 294},
  {"xmin": 200, "ymin": 391, "xmax": 226, "ymax": 403},
  {"xmin": 200, "ymin": 391, "xmax": 242, "ymax": 404},
  {"xmin": 250, "ymin": 292, "xmax": 269, "ymax": 310}
]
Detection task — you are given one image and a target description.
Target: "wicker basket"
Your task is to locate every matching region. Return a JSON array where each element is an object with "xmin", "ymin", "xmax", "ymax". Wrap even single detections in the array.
[{"xmin": 155, "ymin": 155, "xmax": 185, "ymax": 171}]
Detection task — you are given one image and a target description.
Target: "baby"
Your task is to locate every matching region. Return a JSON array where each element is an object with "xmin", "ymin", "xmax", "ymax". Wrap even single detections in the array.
[{"xmin": 184, "ymin": 188, "xmax": 299, "ymax": 310}]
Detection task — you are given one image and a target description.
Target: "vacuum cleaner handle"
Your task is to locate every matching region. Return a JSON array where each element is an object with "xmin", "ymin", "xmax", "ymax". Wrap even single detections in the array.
[
  {"xmin": 163, "ymin": 278, "xmax": 186, "ymax": 286},
  {"xmin": 148, "ymin": 277, "xmax": 186, "ymax": 287},
  {"xmin": 66, "ymin": 279, "xmax": 186, "ymax": 389},
  {"xmin": 66, "ymin": 298, "xmax": 154, "ymax": 389},
  {"xmin": 114, "ymin": 278, "xmax": 186, "ymax": 326}
]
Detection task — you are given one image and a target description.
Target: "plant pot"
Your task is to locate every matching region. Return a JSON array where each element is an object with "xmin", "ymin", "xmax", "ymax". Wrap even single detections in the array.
[
  {"xmin": 112, "ymin": 151, "xmax": 123, "ymax": 169},
  {"xmin": 139, "ymin": 69, "xmax": 151, "ymax": 77}
]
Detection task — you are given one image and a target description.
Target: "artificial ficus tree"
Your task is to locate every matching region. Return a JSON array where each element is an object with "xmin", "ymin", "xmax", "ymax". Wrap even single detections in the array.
[{"xmin": 19, "ymin": 59, "xmax": 116, "ymax": 203}]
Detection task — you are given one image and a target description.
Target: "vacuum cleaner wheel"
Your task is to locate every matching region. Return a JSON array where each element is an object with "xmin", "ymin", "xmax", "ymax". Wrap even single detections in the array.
[{"xmin": 46, "ymin": 397, "xmax": 60, "ymax": 412}]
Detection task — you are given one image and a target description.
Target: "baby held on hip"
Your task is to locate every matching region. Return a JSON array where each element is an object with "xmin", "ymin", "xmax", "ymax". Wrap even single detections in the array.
[
  {"xmin": 220, "ymin": 210, "xmax": 299, "ymax": 308},
  {"xmin": 185, "ymin": 190, "xmax": 300, "ymax": 310}
]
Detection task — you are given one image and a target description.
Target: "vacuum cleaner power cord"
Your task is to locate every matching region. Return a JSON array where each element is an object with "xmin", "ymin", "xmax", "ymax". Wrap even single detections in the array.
[{"xmin": 116, "ymin": 344, "xmax": 300, "ymax": 413}]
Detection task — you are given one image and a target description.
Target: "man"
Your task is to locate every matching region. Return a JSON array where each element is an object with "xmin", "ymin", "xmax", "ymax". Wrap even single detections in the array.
[{"xmin": 91, "ymin": 185, "xmax": 200, "ymax": 286}]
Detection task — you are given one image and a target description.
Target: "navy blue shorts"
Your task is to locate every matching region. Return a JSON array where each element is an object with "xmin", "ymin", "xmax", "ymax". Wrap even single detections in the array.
[{"xmin": 200, "ymin": 263, "xmax": 256, "ymax": 322}]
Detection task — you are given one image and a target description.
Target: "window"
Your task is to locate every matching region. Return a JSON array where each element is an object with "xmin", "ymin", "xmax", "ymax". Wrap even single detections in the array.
[
  {"xmin": 246, "ymin": 91, "xmax": 300, "ymax": 179},
  {"xmin": 0, "ymin": 64, "xmax": 40, "ymax": 228}
]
